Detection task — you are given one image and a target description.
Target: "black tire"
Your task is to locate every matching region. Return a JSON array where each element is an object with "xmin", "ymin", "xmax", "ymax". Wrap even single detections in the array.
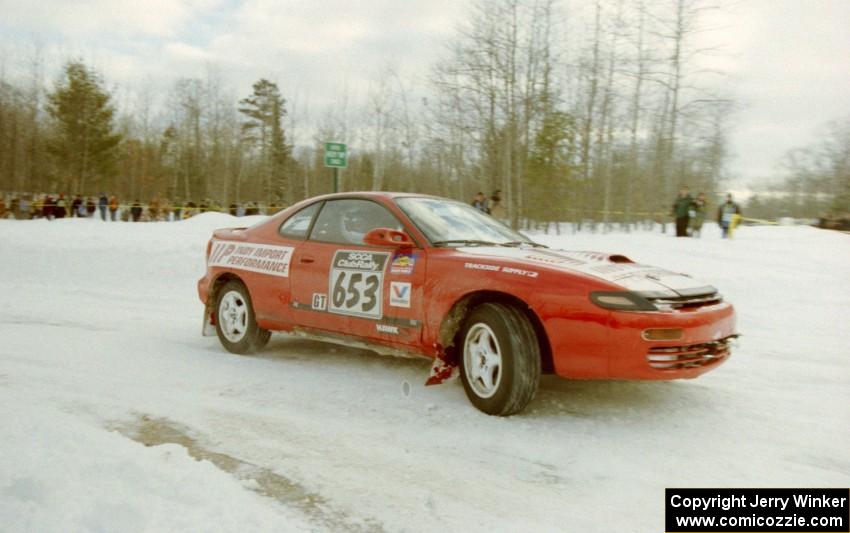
[
  {"xmin": 458, "ymin": 303, "xmax": 541, "ymax": 416},
  {"xmin": 214, "ymin": 280, "xmax": 270, "ymax": 355}
]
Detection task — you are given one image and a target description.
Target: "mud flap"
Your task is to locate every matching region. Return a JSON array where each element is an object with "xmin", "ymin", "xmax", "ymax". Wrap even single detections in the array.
[
  {"xmin": 425, "ymin": 350, "xmax": 458, "ymax": 386},
  {"xmin": 202, "ymin": 309, "xmax": 216, "ymax": 337}
]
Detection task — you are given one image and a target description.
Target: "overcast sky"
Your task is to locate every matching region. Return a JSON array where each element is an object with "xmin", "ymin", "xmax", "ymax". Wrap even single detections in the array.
[{"xmin": 1, "ymin": 0, "xmax": 848, "ymax": 188}]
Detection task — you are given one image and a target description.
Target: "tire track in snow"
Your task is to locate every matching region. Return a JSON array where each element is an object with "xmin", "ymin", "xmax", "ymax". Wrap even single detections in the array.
[{"xmin": 116, "ymin": 415, "xmax": 385, "ymax": 533}]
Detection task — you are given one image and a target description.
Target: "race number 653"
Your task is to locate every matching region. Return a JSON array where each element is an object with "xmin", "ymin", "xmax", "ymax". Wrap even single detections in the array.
[{"xmin": 329, "ymin": 269, "xmax": 382, "ymax": 318}]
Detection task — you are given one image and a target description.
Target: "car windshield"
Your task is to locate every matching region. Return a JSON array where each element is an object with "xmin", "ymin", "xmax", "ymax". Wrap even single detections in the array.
[{"xmin": 396, "ymin": 197, "xmax": 539, "ymax": 247}]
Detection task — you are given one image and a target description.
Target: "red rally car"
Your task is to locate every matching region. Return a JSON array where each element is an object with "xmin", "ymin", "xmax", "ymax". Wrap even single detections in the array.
[{"xmin": 198, "ymin": 192, "xmax": 737, "ymax": 416}]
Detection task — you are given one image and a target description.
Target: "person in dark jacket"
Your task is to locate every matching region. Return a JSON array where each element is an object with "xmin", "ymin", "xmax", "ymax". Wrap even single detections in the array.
[
  {"xmin": 42, "ymin": 195, "xmax": 55, "ymax": 219},
  {"xmin": 671, "ymin": 186, "xmax": 693, "ymax": 237},
  {"xmin": 85, "ymin": 197, "xmax": 96, "ymax": 217},
  {"xmin": 71, "ymin": 195, "xmax": 83, "ymax": 217},
  {"xmin": 54, "ymin": 194, "xmax": 67, "ymax": 219},
  {"xmin": 689, "ymin": 192, "xmax": 707, "ymax": 238},
  {"xmin": 717, "ymin": 193, "xmax": 741, "ymax": 239},
  {"xmin": 130, "ymin": 201, "xmax": 143, "ymax": 222},
  {"xmin": 98, "ymin": 194, "xmax": 108, "ymax": 220}
]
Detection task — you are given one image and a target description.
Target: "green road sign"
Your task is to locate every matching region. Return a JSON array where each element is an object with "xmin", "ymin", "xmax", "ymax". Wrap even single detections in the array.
[{"xmin": 324, "ymin": 142, "xmax": 347, "ymax": 168}]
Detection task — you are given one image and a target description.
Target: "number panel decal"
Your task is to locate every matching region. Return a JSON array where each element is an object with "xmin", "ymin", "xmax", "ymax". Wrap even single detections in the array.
[{"xmin": 328, "ymin": 250, "xmax": 390, "ymax": 319}]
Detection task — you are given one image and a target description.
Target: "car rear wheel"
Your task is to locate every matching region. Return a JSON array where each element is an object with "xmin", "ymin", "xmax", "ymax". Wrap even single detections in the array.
[
  {"xmin": 459, "ymin": 303, "xmax": 541, "ymax": 416},
  {"xmin": 215, "ymin": 280, "xmax": 270, "ymax": 355}
]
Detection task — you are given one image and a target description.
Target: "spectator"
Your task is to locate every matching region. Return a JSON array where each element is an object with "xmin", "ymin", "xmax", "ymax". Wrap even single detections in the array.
[
  {"xmin": 173, "ymin": 200, "xmax": 183, "ymax": 221},
  {"xmin": 98, "ymin": 194, "xmax": 108, "ymax": 220},
  {"xmin": 130, "ymin": 201, "xmax": 143, "ymax": 222},
  {"xmin": 672, "ymin": 186, "xmax": 693, "ymax": 237},
  {"xmin": 47, "ymin": 194, "xmax": 57, "ymax": 219},
  {"xmin": 18, "ymin": 195, "xmax": 30, "ymax": 219},
  {"xmin": 0, "ymin": 197, "xmax": 6, "ymax": 219},
  {"xmin": 183, "ymin": 201, "xmax": 197, "ymax": 219},
  {"xmin": 689, "ymin": 192, "xmax": 707, "ymax": 238},
  {"xmin": 471, "ymin": 192, "xmax": 489, "ymax": 213},
  {"xmin": 71, "ymin": 195, "xmax": 83, "ymax": 217},
  {"xmin": 108, "ymin": 195, "xmax": 119, "ymax": 221},
  {"xmin": 489, "ymin": 190, "xmax": 505, "ymax": 219},
  {"xmin": 161, "ymin": 198, "xmax": 172, "ymax": 221},
  {"xmin": 717, "ymin": 193, "xmax": 742, "ymax": 239},
  {"xmin": 229, "ymin": 202, "xmax": 238, "ymax": 216},
  {"xmin": 85, "ymin": 197, "xmax": 96, "ymax": 217},
  {"xmin": 55, "ymin": 194, "xmax": 67, "ymax": 219},
  {"xmin": 149, "ymin": 197, "xmax": 161, "ymax": 221},
  {"xmin": 10, "ymin": 196, "xmax": 20, "ymax": 219},
  {"xmin": 36, "ymin": 195, "xmax": 48, "ymax": 219}
]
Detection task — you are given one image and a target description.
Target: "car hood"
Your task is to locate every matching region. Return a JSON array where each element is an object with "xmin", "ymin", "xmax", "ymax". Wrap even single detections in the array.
[{"xmin": 457, "ymin": 246, "xmax": 716, "ymax": 298}]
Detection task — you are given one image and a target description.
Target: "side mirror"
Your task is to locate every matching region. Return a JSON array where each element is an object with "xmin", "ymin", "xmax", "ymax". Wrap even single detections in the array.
[{"xmin": 363, "ymin": 227, "xmax": 415, "ymax": 248}]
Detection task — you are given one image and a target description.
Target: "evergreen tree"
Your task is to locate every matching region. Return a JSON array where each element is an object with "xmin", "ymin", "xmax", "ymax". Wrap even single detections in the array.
[
  {"xmin": 239, "ymin": 79, "xmax": 291, "ymax": 201},
  {"xmin": 526, "ymin": 111, "xmax": 578, "ymax": 223},
  {"xmin": 46, "ymin": 60, "xmax": 121, "ymax": 193}
]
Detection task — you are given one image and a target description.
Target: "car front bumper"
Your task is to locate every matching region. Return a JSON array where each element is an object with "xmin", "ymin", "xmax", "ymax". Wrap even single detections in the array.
[{"xmin": 547, "ymin": 302, "xmax": 737, "ymax": 380}]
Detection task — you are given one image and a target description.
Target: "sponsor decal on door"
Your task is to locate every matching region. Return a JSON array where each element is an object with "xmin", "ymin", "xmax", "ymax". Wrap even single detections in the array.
[
  {"xmin": 389, "ymin": 281, "xmax": 411, "ymax": 308},
  {"xmin": 390, "ymin": 252, "xmax": 417, "ymax": 274}
]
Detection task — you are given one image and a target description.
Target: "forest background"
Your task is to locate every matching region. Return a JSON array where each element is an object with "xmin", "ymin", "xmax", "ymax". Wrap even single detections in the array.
[{"xmin": 1, "ymin": 0, "xmax": 847, "ymax": 226}]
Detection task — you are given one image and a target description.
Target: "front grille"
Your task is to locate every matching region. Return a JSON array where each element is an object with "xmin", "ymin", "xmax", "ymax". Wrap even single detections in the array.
[
  {"xmin": 648, "ymin": 293, "xmax": 723, "ymax": 310},
  {"xmin": 646, "ymin": 336, "xmax": 735, "ymax": 370}
]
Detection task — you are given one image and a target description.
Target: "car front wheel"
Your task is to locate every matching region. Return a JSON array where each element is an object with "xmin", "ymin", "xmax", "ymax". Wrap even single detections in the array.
[
  {"xmin": 215, "ymin": 280, "xmax": 270, "ymax": 355},
  {"xmin": 459, "ymin": 303, "xmax": 541, "ymax": 416}
]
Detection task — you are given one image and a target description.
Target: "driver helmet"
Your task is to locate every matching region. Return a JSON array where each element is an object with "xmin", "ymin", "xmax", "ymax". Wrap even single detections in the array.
[{"xmin": 341, "ymin": 207, "xmax": 371, "ymax": 242}]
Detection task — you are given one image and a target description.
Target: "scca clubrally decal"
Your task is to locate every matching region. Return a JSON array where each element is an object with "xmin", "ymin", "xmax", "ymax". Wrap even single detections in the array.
[
  {"xmin": 208, "ymin": 240, "xmax": 294, "ymax": 277},
  {"xmin": 328, "ymin": 250, "xmax": 390, "ymax": 319}
]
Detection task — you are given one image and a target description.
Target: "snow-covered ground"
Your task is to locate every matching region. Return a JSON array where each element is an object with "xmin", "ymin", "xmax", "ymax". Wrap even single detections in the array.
[{"xmin": 1, "ymin": 215, "xmax": 848, "ymax": 532}]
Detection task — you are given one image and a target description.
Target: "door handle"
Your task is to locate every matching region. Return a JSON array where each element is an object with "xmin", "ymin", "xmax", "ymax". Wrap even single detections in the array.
[{"xmin": 300, "ymin": 256, "xmax": 315, "ymax": 264}]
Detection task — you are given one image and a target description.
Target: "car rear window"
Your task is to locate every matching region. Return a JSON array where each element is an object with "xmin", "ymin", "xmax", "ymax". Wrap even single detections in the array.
[{"xmin": 279, "ymin": 202, "xmax": 321, "ymax": 240}]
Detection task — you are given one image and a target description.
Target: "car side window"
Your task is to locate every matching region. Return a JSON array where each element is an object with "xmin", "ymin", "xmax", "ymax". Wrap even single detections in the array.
[
  {"xmin": 309, "ymin": 199, "xmax": 403, "ymax": 246},
  {"xmin": 279, "ymin": 202, "xmax": 321, "ymax": 240}
]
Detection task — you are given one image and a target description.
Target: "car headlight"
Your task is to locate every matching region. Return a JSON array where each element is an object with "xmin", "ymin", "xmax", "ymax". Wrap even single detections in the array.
[{"xmin": 590, "ymin": 291, "xmax": 658, "ymax": 311}]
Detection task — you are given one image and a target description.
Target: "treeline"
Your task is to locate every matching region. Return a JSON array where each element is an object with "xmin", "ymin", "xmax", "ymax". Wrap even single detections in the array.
[
  {"xmin": 747, "ymin": 117, "xmax": 850, "ymax": 220},
  {"xmin": 0, "ymin": 0, "xmax": 754, "ymax": 226}
]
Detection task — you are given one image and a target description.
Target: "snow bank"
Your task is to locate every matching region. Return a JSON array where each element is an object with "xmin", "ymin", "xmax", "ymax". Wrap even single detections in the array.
[{"xmin": 176, "ymin": 212, "xmax": 269, "ymax": 229}]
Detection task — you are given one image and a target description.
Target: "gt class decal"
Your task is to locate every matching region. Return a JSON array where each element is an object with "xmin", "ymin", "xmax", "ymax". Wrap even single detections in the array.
[
  {"xmin": 329, "ymin": 250, "xmax": 390, "ymax": 319},
  {"xmin": 312, "ymin": 293, "xmax": 327, "ymax": 311},
  {"xmin": 208, "ymin": 240, "xmax": 294, "ymax": 277}
]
